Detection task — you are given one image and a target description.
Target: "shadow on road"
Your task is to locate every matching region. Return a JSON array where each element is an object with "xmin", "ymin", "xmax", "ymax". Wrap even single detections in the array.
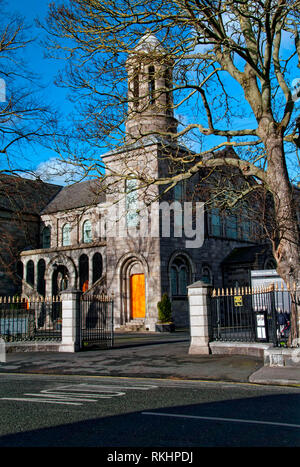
[{"xmin": 0, "ymin": 393, "xmax": 299, "ymax": 448}]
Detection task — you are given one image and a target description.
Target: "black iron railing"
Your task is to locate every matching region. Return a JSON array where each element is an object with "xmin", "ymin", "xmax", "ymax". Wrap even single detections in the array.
[
  {"xmin": 210, "ymin": 284, "xmax": 293, "ymax": 346},
  {"xmin": 0, "ymin": 296, "xmax": 62, "ymax": 342}
]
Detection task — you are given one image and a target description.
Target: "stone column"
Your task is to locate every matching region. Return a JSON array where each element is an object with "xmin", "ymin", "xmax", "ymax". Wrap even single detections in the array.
[
  {"xmin": 59, "ymin": 289, "xmax": 82, "ymax": 352},
  {"xmin": 188, "ymin": 280, "xmax": 212, "ymax": 355},
  {"xmin": 0, "ymin": 338, "xmax": 6, "ymax": 363}
]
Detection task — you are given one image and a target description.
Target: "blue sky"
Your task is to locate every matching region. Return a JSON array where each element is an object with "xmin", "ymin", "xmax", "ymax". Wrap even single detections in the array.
[
  {"xmin": 3, "ymin": 1, "xmax": 300, "ymax": 185},
  {"xmin": 3, "ymin": 0, "xmax": 73, "ymax": 183}
]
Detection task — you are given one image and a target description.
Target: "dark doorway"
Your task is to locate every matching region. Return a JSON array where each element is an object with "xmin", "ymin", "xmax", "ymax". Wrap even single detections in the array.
[{"xmin": 52, "ymin": 265, "xmax": 69, "ymax": 296}]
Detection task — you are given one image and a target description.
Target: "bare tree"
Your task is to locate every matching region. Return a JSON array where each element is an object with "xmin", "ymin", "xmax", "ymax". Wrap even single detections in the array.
[
  {"xmin": 0, "ymin": 2, "xmax": 58, "ymax": 176},
  {"xmin": 45, "ymin": 1, "xmax": 300, "ymax": 341}
]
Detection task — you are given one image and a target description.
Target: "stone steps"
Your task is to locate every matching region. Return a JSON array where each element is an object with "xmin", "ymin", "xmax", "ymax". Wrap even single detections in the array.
[{"xmin": 115, "ymin": 320, "xmax": 146, "ymax": 332}]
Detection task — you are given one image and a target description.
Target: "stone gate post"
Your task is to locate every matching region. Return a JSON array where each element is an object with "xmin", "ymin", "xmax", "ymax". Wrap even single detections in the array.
[
  {"xmin": 188, "ymin": 280, "xmax": 212, "ymax": 355},
  {"xmin": 59, "ymin": 289, "xmax": 82, "ymax": 352}
]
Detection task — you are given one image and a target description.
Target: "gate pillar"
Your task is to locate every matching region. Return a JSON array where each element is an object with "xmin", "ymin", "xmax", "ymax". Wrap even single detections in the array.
[
  {"xmin": 59, "ymin": 289, "xmax": 82, "ymax": 352},
  {"xmin": 188, "ymin": 280, "xmax": 212, "ymax": 355}
]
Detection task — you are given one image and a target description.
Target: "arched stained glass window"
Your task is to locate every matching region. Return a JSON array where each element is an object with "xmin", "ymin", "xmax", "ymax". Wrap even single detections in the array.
[
  {"xmin": 170, "ymin": 255, "xmax": 191, "ymax": 297},
  {"xmin": 125, "ymin": 178, "xmax": 139, "ymax": 227},
  {"xmin": 83, "ymin": 220, "xmax": 92, "ymax": 243},
  {"xmin": 202, "ymin": 266, "xmax": 212, "ymax": 285},
  {"xmin": 170, "ymin": 266, "xmax": 178, "ymax": 296},
  {"xmin": 178, "ymin": 266, "xmax": 188, "ymax": 295},
  {"xmin": 42, "ymin": 226, "xmax": 51, "ymax": 249},
  {"xmin": 62, "ymin": 223, "xmax": 71, "ymax": 246}
]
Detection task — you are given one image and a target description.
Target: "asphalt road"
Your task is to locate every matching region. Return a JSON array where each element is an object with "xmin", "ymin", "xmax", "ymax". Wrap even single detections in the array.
[{"xmin": 0, "ymin": 373, "xmax": 299, "ymax": 450}]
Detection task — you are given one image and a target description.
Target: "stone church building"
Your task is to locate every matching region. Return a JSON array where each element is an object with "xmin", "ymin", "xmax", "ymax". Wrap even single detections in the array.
[{"xmin": 2, "ymin": 33, "xmax": 276, "ymax": 331}]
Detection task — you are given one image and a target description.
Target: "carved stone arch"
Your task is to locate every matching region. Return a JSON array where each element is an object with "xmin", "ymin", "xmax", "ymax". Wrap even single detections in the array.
[
  {"xmin": 168, "ymin": 250, "xmax": 195, "ymax": 278},
  {"xmin": 116, "ymin": 252, "xmax": 149, "ymax": 325},
  {"xmin": 45, "ymin": 254, "xmax": 78, "ymax": 291},
  {"xmin": 116, "ymin": 251, "xmax": 149, "ymax": 277},
  {"xmin": 168, "ymin": 250, "xmax": 195, "ymax": 298}
]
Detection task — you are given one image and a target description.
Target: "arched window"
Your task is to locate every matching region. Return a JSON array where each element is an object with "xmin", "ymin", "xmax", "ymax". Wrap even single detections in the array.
[
  {"xmin": 170, "ymin": 255, "xmax": 191, "ymax": 296},
  {"xmin": 164, "ymin": 69, "xmax": 172, "ymax": 115},
  {"xmin": 133, "ymin": 71, "xmax": 139, "ymax": 109},
  {"xmin": 79, "ymin": 254, "xmax": 89, "ymax": 292},
  {"xmin": 202, "ymin": 266, "xmax": 212, "ymax": 285},
  {"xmin": 42, "ymin": 226, "xmax": 51, "ymax": 249},
  {"xmin": 37, "ymin": 259, "xmax": 46, "ymax": 296},
  {"xmin": 125, "ymin": 178, "xmax": 139, "ymax": 227},
  {"xmin": 26, "ymin": 260, "xmax": 34, "ymax": 287},
  {"xmin": 62, "ymin": 223, "xmax": 71, "ymax": 246},
  {"xmin": 209, "ymin": 208, "xmax": 222, "ymax": 237},
  {"xmin": 82, "ymin": 220, "xmax": 92, "ymax": 243},
  {"xmin": 92, "ymin": 253, "xmax": 103, "ymax": 284},
  {"xmin": 148, "ymin": 66, "xmax": 155, "ymax": 104}
]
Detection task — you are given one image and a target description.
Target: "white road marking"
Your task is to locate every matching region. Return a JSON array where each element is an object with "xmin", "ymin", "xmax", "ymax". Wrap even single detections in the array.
[
  {"xmin": 24, "ymin": 393, "xmax": 100, "ymax": 402},
  {"xmin": 0, "ymin": 382, "xmax": 158, "ymax": 406},
  {"xmin": 142, "ymin": 412, "xmax": 300, "ymax": 429},
  {"xmin": 1, "ymin": 397, "xmax": 81, "ymax": 406}
]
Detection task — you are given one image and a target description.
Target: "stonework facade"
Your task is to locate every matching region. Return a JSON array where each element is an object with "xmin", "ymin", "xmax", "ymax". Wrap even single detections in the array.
[{"xmin": 1, "ymin": 33, "xmax": 276, "ymax": 331}]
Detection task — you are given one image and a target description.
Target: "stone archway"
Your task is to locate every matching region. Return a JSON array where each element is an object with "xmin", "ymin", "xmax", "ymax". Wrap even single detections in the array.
[
  {"xmin": 117, "ymin": 253, "xmax": 148, "ymax": 325},
  {"xmin": 45, "ymin": 255, "xmax": 77, "ymax": 295}
]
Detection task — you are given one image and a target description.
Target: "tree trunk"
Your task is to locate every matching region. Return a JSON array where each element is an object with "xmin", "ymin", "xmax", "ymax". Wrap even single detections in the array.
[{"xmin": 259, "ymin": 123, "xmax": 300, "ymax": 345}]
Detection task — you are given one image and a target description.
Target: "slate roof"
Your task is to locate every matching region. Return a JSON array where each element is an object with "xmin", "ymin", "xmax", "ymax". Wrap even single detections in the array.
[
  {"xmin": 222, "ymin": 245, "xmax": 272, "ymax": 265},
  {"xmin": 41, "ymin": 178, "xmax": 106, "ymax": 214},
  {"xmin": 0, "ymin": 174, "xmax": 62, "ymax": 215}
]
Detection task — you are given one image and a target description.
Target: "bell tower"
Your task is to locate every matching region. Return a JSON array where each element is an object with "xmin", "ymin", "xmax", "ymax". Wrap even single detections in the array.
[{"xmin": 125, "ymin": 32, "xmax": 177, "ymax": 142}]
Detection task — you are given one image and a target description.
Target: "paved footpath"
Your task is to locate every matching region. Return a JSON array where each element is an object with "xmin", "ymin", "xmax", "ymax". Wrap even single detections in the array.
[{"xmin": 0, "ymin": 332, "xmax": 299, "ymax": 387}]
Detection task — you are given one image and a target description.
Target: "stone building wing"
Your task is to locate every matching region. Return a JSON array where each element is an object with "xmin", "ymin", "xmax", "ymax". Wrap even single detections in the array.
[
  {"xmin": 41, "ymin": 178, "xmax": 106, "ymax": 214},
  {"xmin": 0, "ymin": 174, "xmax": 62, "ymax": 215}
]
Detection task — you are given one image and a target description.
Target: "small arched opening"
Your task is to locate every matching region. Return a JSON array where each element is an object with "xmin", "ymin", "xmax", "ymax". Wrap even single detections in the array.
[
  {"xmin": 79, "ymin": 254, "xmax": 89, "ymax": 292},
  {"xmin": 92, "ymin": 253, "xmax": 103, "ymax": 284},
  {"xmin": 26, "ymin": 260, "xmax": 34, "ymax": 287},
  {"xmin": 37, "ymin": 259, "xmax": 46, "ymax": 296}
]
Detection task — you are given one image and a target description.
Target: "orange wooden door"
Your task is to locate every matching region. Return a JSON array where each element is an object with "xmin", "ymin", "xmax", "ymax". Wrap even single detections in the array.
[{"xmin": 130, "ymin": 273, "xmax": 146, "ymax": 319}]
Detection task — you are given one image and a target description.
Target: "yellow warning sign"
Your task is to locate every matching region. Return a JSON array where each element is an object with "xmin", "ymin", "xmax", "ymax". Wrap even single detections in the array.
[{"xmin": 234, "ymin": 296, "xmax": 243, "ymax": 307}]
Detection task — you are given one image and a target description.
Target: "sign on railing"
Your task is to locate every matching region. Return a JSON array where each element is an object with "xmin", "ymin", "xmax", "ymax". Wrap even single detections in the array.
[{"xmin": 210, "ymin": 282, "xmax": 293, "ymax": 346}]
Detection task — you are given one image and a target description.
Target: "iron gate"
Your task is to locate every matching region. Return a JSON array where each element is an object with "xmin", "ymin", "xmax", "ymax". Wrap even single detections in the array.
[
  {"xmin": 80, "ymin": 294, "xmax": 114, "ymax": 349},
  {"xmin": 210, "ymin": 284, "xmax": 293, "ymax": 346}
]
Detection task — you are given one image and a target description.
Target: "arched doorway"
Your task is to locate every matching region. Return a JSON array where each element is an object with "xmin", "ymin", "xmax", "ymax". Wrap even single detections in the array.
[
  {"xmin": 26, "ymin": 260, "xmax": 34, "ymax": 287},
  {"xmin": 37, "ymin": 259, "xmax": 46, "ymax": 296},
  {"xmin": 52, "ymin": 265, "xmax": 69, "ymax": 296},
  {"xmin": 119, "ymin": 255, "xmax": 147, "ymax": 324},
  {"xmin": 130, "ymin": 272, "xmax": 146, "ymax": 319},
  {"xmin": 45, "ymin": 255, "xmax": 77, "ymax": 295},
  {"xmin": 92, "ymin": 253, "xmax": 103, "ymax": 284},
  {"xmin": 79, "ymin": 254, "xmax": 89, "ymax": 292}
]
